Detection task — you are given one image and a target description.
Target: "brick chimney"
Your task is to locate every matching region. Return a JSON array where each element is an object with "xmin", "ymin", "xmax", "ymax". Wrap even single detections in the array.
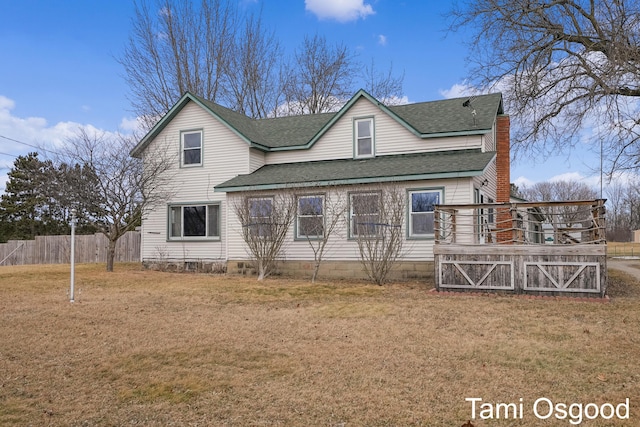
[
  {"xmin": 495, "ymin": 115, "xmax": 512, "ymax": 243},
  {"xmin": 496, "ymin": 115, "xmax": 511, "ymax": 203}
]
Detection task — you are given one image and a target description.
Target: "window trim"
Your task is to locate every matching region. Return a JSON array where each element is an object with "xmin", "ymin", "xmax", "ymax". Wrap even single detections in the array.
[
  {"xmin": 167, "ymin": 202, "xmax": 221, "ymax": 241},
  {"xmin": 348, "ymin": 191, "xmax": 381, "ymax": 239},
  {"xmin": 295, "ymin": 194, "xmax": 325, "ymax": 241},
  {"xmin": 353, "ymin": 117, "xmax": 375, "ymax": 159},
  {"xmin": 180, "ymin": 129, "xmax": 203, "ymax": 167},
  {"xmin": 406, "ymin": 188, "xmax": 444, "ymax": 240}
]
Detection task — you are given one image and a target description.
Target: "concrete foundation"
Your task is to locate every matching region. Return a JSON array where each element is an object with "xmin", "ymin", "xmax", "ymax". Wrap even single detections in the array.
[{"xmin": 227, "ymin": 259, "xmax": 435, "ymax": 282}]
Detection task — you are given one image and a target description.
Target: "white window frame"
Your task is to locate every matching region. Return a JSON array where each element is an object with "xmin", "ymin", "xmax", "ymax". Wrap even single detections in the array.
[
  {"xmin": 349, "ymin": 192, "xmax": 380, "ymax": 238},
  {"xmin": 181, "ymin": 130, "xmax": 203, "ymax": 167},
  {"xmin": 296, "ymin": 195, "xmax": 325, "ymax": 240},
  {"xmin": 408, "ymin": 189, "xmax": 442, "ymax": 238},
  {"xmin": 354, "ymin": 118, "xmax": 374, "ymax": 158},
  {"xmin": 168, "ymin": 203, "xmax": 220, "ymax": 240}
]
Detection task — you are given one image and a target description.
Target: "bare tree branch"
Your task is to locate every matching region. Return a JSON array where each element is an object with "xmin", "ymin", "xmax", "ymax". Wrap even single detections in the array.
[
  {"xmin": 282, "ymin": 34, "xmax": 358, "ymax": 114},
  {"xmin": 232, "ymin": 192, "xmax": 296, "ymax": 280},
  {"xmin": 57, "ymin": 129, "xmax": 175, "ymax": 271},
  {"xmin": 296, "ymin": 190, "xmax": 348, "ymax": 283},
  {"xmin": 353, "ymin": 186, "xmax": 406, "ymax": 285},
  {"xmin": 449, "ymin": 0, "xmax": 640, "ymax": 173}
]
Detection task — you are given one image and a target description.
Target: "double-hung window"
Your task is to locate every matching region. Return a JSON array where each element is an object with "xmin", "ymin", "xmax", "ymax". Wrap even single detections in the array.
[
  {"xmin": 248, "ymin": 197, "xmax": 273, "ymax": 238},
  {"xmin": 350, "ymin": 192, "xmax": 380, "ymax": 238},
  {"xmin": 354, "ymin": 118, "xmax": 374, "ymax": 158},
  {"xmin": 181, "ymin": 130, "xmax": 202, "ymax": 166},
  {"xmin": 408, "ymin": 190, "xmax": 441, "ymax": 238},
  {"xmin": 169, "ymin": 204, "xmax": 219, "ymax": 239},
  {"xmin": 297, "ymin": 195, "xmax": 324, "ymax": 239}
]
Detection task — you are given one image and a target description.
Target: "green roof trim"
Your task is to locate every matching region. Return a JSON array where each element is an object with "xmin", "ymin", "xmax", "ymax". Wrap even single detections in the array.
[
  {"xmin": 131, "ymin": 90, "xmax": 504, "ymax": 157},
  {"xmin": 215, "ymin": 149, "xmax": 496, "ymax": 192}
]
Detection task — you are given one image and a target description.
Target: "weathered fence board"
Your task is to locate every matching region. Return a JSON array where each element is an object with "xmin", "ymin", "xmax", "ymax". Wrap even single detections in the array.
[
  {"xmin": 434, "ymin": 244, "xmax": 607, "ymax": 297},
  {"xmin": 0, "ymin": 232, "xmax": 140, "ymax": 266},
  {"xmin": 434, "ymin": 200, "xmax": 608, "ymax": 298}
]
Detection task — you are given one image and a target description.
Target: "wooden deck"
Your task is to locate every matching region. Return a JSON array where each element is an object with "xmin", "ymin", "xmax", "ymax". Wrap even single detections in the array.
[{"xmin": 434, "ymin": 200, "xmax": 607, "ymax": 298}]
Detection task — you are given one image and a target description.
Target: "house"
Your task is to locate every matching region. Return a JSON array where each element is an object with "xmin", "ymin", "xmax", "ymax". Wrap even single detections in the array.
[{"xmin": 130, "ymin": 89, "xmax": 510, "ymax": 279}]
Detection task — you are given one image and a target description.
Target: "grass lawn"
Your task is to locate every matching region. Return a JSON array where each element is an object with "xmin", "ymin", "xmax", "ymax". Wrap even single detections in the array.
[{"xmin": 0, "ymin": 263, "xmax": 639, "ymax": 426}]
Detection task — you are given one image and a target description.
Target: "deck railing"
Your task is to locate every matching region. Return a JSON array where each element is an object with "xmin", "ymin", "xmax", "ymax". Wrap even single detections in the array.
[
  {"xmin": 434, "ymin": 200, "xmax": 606, "ymax": 246},
  {"xmin": 433, "ymin": 200, "xmax": 607, "ymax": 297}
]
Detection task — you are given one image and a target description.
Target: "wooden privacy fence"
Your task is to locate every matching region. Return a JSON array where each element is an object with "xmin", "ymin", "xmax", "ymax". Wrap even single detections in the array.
[
  {"xmin": 433, "ymin": 200, "xmax": 607, "ymax": 298},
  {"xmin": 0, "ymin": 231, "xmax": 140, "ymax": 266}
]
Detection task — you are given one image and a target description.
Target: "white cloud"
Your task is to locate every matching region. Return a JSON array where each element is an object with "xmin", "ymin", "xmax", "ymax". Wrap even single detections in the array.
[
  {"xmin": 548, "ymin": 171, "xmax": 588, "ymax": 183},
  {"xmin": 0, "ymin": 95, "xmax": 136, "ymax": 193},
  {"xmin": 377, "ymin": 34, "xmax": 387, "ymax": 46},
  {"xmin": 439, "ymin": 82, "xmax": 483, "ymax": 99},
  {"xmin": 0, "ymin": 95, "xmax": 16, "ymax": 111},
  {"xmin": 119, "ymin": 116, "xmax": 146, "ymax": 134},
  {"xmin": 513, "ymin": 176, "xmax": 535, "ymax": 189},
  {"xmin": 305, "ymin": 0, "xmax": 374, "ymax": 22}
]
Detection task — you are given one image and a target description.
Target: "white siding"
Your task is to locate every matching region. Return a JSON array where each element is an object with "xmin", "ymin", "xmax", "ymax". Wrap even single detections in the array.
[
  {"xmin": 265, "ymin": 98, "xmax": 484, "ymax": 165},
  {"xmin": 473, "ymin": 158, "xmax": 498, "ymax": 202},
  {"xmin": 249, "ymin": 147, "xmax": 265, "ymax": 172},
  {"xmin": 483, "ymin": 119, "xmax": 497, "ymax": 152},
  {"xmin": 140, "ymin": 96, "xmax": 499, "ymax": 265},
  {"xmin": 226, "ymin": 178, "xmax": 475, "ymax": 262},
  {"xmin": 141, "ymin": 101, "xmax": 251, "ymax": 262}
]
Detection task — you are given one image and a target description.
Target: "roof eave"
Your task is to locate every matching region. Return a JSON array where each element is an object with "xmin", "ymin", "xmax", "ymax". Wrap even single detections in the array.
[
  {"xmin": 214, "ymin": 169, "xmax": 485, "ymax": 193},
  {"xmin": 265, "ymin": 128, "xmax": 492, "ymax": 152},
  {"xmin": 130, "ymin": 92, "xmax": 256, "ymax": 158},
  {"xmin": 130, "ymin": 92, "xmax": 194, "ymax": 158}
]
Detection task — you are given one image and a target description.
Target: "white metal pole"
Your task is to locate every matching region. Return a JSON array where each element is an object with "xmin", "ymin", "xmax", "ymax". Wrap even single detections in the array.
[{"xmin": 70, "ymin": 209, "xmax": 76, "ymax": 303}]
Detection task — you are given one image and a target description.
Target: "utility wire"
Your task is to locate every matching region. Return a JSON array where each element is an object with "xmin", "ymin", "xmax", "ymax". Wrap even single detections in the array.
[{"xmin": 0, "ymin": 134, "xmax": 60, "ymax": 156}]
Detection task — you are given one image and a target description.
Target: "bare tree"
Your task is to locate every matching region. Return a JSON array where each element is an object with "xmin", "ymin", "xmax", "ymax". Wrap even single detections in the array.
[
  {"xmin": 449, "ymin": 0, "xmax": 640, "ymax": 173},
  {"xmin": 352, "ymin": 187, "xmax": 406, "ymax": 285},
  {"xmin": 283, "ymin": 34, "xmax": 358, "ymax": 115},
  {"xmin": 296, "ymin": 191, "xmax": 348, "ymax": 283},
  {"xmin": 121, "ymin": 1, "xmax": 406, "ymax": 122},
  {"xmin": 233, "ymin": 192, "xmax": 296, "ymax": 280},
  {"xmin": 520, "ymin": 179, "xmax": 598, "ymax": 242},
  {"xmin": 222, "ymin": 11, "xmax": 286, "ymax": 118},
  {"xmin": 361, "ymin": 59, "xmax": 405, "ymax": 105},
  {"xmin": 605, "ymin": 179, "xmax": 629, "ymax": 241},
  {"xmin": 119, "ymin": 0, "xmax": 239, "ymax": 128},
  {"xmin": 59, "ymin": 128, "xmax": 175, "ymax": 271}
]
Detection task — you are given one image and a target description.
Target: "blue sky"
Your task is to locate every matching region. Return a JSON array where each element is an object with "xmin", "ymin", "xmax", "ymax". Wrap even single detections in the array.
[{"xmin": 0, "ymin": 0, "xmax": 604, "ymax": 192}]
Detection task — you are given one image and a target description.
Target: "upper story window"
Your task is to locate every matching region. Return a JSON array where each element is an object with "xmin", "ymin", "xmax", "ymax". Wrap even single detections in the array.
[
  {"xmin": 169, "ymin": 204, "xmax": 220, "ymax": 240},
  {"xmin": 181, "ymin": 130, "xmax": 202, "ymax": 166},
  {"xmin": 354, "ymin": 118, "xmax": 374, "ymax": 158}
]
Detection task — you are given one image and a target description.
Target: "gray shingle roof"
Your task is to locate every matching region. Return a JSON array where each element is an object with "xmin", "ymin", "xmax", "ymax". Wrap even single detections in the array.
[
  {"xmin": 215, "ymin": 149, "xmax": 496, "ymax": 192},
  {"xmin": 387, "ymin": 93, "xmax": 503, "ymax": 135},
  {"xmin": 190, "ymin": 91, "xmax": 503, "ymax": 149},
  {"xmin": 131, "ymin": 89, "xmax": 503, "ymax": 157}
]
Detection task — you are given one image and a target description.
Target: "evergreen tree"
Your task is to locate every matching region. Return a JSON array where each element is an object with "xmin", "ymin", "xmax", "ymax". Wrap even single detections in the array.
[
  {"xmin": 0, "ymin": 153, "xmax": 54, "ymax": 241},
  {"xmin": 0, "ymin": 153, "xmax": 100, "ymax": 242}
]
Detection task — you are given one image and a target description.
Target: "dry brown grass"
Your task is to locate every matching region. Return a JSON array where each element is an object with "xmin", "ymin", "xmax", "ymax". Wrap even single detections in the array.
[{"xmin": 1, "ymin": 263, "xmax": 639, "ymax": 426}]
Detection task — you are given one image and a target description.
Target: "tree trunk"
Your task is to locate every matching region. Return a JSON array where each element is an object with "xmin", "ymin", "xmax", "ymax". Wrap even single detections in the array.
[
  {"xmin": 311, "ymin": 260, "xmax": 321, "ymax": 283},
  {"xmin": 106, "ymin": 238, "xmax": 117, "ymax": 272},
  {"xmin": 257, "ymin": 259, "xmax": 265, "ymax": 280}
]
